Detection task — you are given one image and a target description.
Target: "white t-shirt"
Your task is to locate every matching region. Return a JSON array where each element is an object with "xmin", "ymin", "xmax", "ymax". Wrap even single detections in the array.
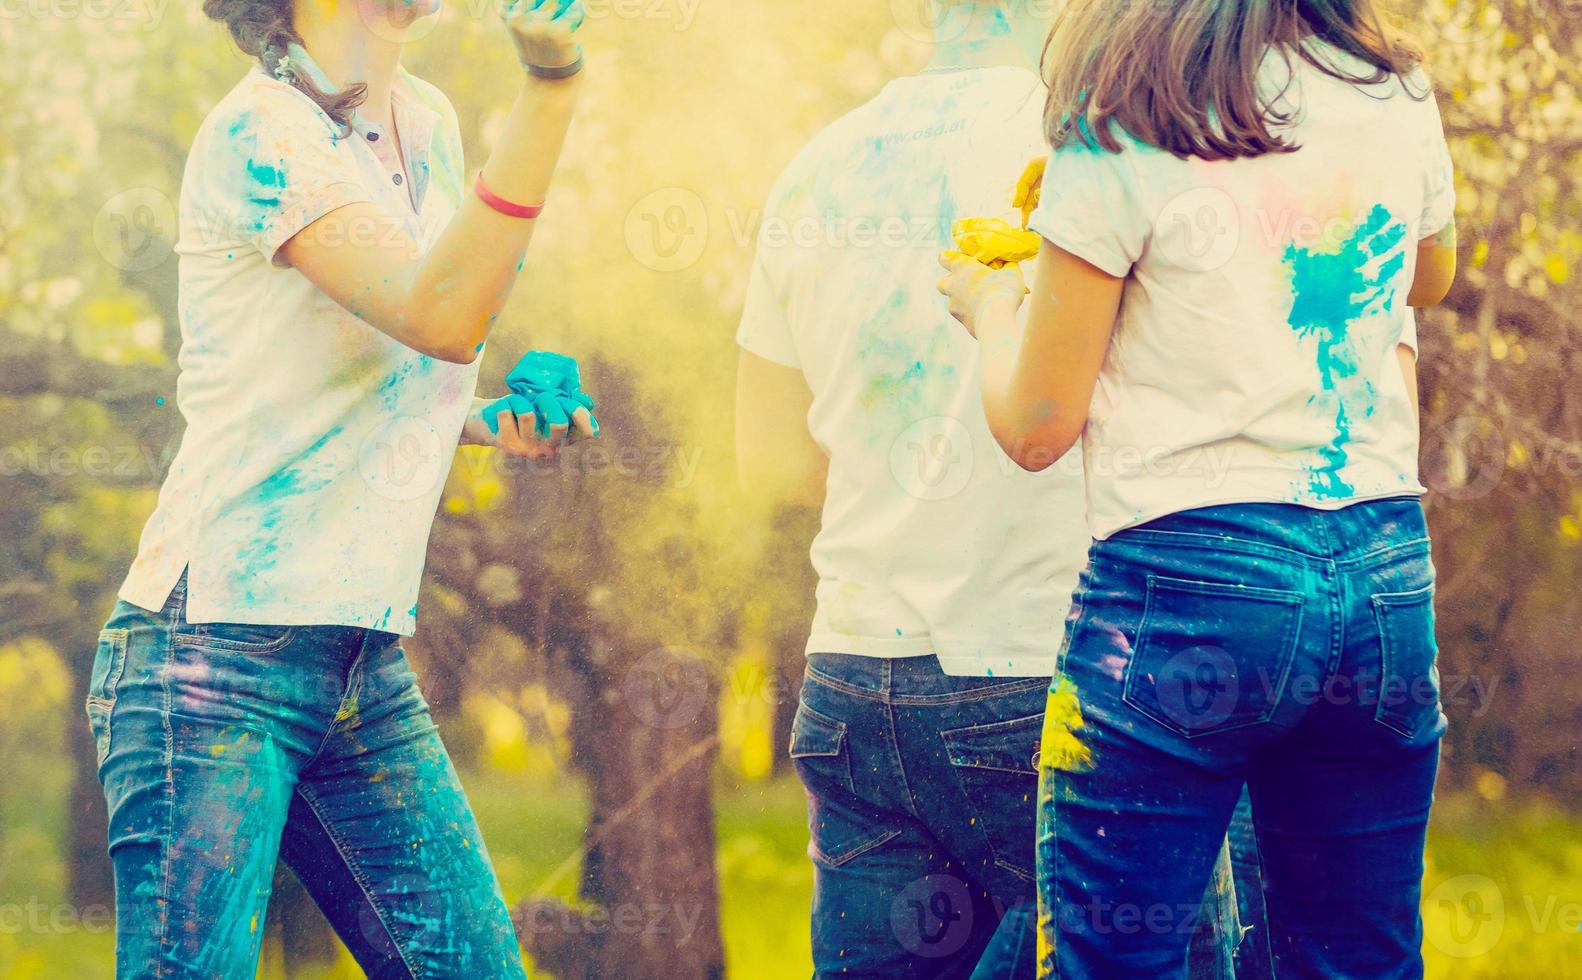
[
  {"xmin": 737, "ymin": 66, "xmax": 1089, "ymax": 678},
  {"xmin": 120, "ymin": 58, "xmax": 479, "ymax": 634},
  {"xmin": 1028, "ymin": 43, "xmax": 1456, "ymax": 540}
]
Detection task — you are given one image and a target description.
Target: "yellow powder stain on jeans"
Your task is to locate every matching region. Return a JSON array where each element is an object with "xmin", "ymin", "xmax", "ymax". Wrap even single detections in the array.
[
  {"xmin": 1036, "ymin": 907, "xmax": 1056, "ymax": 978},
  {"xmin": 1040, "ymin": 678, "xmax": 1095, "ymax": 773}
]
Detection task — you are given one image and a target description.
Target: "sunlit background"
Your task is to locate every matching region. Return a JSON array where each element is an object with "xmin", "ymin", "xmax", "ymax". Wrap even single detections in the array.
[{"xmin": 1, "ymin": 0, "xmax": 1579, "ymax": 976}]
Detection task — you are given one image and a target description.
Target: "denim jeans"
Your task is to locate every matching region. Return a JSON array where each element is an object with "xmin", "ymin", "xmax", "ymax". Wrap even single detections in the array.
[
  {"xmin": 793, "ymin": 653, "xmax": 1249, "ymax": 979},
  {"xmin": 87, "ymin": 575, "xmax": 525, "ymax": 979},
  {"xmin": 1037, "ymin": 498, "xmax": 1445, "ymax": 979}
]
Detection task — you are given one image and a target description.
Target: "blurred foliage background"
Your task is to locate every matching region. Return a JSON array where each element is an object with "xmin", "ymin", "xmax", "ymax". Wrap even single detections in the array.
[{"xmin": 0, "ymin": 0, "xmax": 1578, "ymax": 977}]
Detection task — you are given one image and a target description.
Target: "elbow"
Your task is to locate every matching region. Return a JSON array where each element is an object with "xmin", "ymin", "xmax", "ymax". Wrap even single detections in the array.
[
  {"xmin": 1408, "ymin": 256, "xmax": 1458, "ymax": 309},
  {"xmin": 989, "ymin": 419, "xmax": 1079, "ymax": 473},
  {"xmin": 1407, "ymin": 282, "xmax": 1452, "ymax": 309},
  {"xmin": 410, "ymin": 320, "xmax": 484, "ymax": 364},
  {"xmin": 427, "ymin": 340, "xmax": 483, "ymax": 366}
]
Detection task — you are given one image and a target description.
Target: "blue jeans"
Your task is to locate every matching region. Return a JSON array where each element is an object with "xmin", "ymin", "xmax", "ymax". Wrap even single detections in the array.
[
  {"xmin": 793, "ymin": 654, "xmax": 1250, "ymax": 979},
  {"xmin": 87, "ymin": 575, "xmax": 525, "ymax": 979},
  {"xmin": 1037, "ymin": 499, "xmax": 1445, "ymax": 978}
]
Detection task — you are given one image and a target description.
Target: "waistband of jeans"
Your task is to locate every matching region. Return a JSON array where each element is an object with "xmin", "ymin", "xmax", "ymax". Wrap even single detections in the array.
[
  {"xmin": 1108, "ymin": 497, "xmax": 1430, "ymax": 568},
  {"xmin": 805, "ymin": 653, "xmax": 1048, "ymax": 703}
]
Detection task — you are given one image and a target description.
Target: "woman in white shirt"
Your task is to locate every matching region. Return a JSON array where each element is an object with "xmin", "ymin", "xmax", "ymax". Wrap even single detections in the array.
[
  {"xmin": 85, "ymin": 2, "xmax": 592, "ymax": 976},
  {"xmin": 940, "ymin": 0, "xmax": 1457, "ymax": 975}
]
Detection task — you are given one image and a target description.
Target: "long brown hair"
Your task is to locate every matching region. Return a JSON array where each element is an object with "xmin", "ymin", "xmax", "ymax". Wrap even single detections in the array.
[
  {"xmin": 202, "ymin": 0, "xmax": 366, "ymax": 128},
  {"xmin": 1043, "ymin": 0, "xmax": 1425, "ymax": 161}
]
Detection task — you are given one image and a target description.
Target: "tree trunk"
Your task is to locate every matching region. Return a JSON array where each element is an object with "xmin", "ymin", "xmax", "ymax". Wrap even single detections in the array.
[
  {"xmin": 518, "ymin": 641, "xmax": 725, "ymax": 980},
  {"xmin": 66, "ymin": 607, "xmax": 115, "ymax": 914}
]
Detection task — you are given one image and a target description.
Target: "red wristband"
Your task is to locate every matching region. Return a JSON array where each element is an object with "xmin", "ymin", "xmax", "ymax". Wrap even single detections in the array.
[{"xmin": 474, "ymin": 172, "xmax": 545, "ymax": 219}]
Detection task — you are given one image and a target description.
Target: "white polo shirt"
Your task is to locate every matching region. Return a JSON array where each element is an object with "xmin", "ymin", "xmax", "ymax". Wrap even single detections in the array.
[
  {"xmin": 738, "ymin": 66, "xmax": 1090, "ymax": 678},
  {"xmin": 120, "ymin": 53, "xmax": 479, "ymax": 634}
]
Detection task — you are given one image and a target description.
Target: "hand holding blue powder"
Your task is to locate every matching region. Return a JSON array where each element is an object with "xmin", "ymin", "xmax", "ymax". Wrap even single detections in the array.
[{"xmin": 482, "ymin": 351, "xmax": 599, "ymax": 440}]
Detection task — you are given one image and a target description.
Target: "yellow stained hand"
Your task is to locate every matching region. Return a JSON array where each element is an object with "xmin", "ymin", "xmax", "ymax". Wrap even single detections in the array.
[
  {"xmin": 937, "ymin": 249, "xmax": 1027, "ymax": 339},
  {"xmin": 1013, "ymin": 156, "xmax": 1047, "ymax": 230},
  {"xmin": 952, "ymin": 218, "xmax": 1041, "ymax": 269}
]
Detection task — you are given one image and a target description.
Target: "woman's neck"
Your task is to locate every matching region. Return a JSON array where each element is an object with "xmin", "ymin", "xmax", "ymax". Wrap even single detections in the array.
[
  {"xmin": 293, "ymin": 6, "xmax": 404, "ymax": 123},
  {"xmin": 926, "ymin": 3, "xmax": 1049, "ymax": 74}
]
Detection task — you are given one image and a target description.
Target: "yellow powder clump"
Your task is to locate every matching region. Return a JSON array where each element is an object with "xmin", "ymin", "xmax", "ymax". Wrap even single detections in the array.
[{"xmin": 1040, "ymin": 677, "xmax": 1095, "ymax": 773}]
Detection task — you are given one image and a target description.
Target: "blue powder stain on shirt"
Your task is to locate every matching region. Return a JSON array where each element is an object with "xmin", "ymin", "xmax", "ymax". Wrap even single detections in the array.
[
  {"xmin": 232, "ymin": 426, "xmax": 345, "ymax": 601},
  {"xmin": 987, "ymin": 7, "xmax": 1011, "ymax": 35},
  {"xmin": 224, "ymin": 112, "xmax": 288, "ymax": 234},
  {"xmin": 1282, "ymin": 204, "xmax": 1406, "ymax": 499},
  {"xmin": 377, "ymin": 356, "xmax": 436, "ymax": 410},
  {"xmin": 857, "ymin": 286, "xmax": 951, "ymax": 416}
]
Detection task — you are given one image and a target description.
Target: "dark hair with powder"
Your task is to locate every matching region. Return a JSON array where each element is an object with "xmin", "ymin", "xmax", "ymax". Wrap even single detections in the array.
[
  {"xmin": 202, "ymin": 0, "xmax": 367, "ymax": 127},
  {"xmin": 1044, "ymin": 0, "xmax": 1426, "ymax": 161}
]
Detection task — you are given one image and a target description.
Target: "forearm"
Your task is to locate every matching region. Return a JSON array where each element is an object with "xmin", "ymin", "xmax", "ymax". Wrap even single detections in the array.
[
  {"xmin": 403, "ymin": 77, "xmax": 583, "ymax": 359},
  {"xmin": 975, "ymin": 297, "xmax": 1076, "ymax": 468}
]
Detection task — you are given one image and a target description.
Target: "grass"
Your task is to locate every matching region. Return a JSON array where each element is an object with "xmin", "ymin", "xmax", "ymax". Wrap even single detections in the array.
[{"xmin": 2, "ymin": 759, "xmax": 1576, "ymax": 978}]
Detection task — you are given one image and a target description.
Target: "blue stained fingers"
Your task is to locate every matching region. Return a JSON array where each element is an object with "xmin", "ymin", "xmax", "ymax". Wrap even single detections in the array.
[
  {"xmin": 484, "ymin": 350, "xmax": 598, "ymax": 439},
  {"xmin": 532, "ymin": 390, "xmax": 570, "ymax": 436},
  {"xmin": 480, "ymin": 393, "xmax": 529, "ymax": 436},
  {"xmin": 520, "ymin": 0, "xmax": 584, "ymax": 31}
]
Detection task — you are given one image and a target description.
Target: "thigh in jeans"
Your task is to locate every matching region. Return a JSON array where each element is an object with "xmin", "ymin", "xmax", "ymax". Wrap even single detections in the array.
[
  {"xmin": 794, "ymin": 663, "xmax": 996, "ymax": 979},
  {"xmin": 1251, "ymin": 537, "xmax": 1443, "ymax": 979},
  {"xmin": 1035, "ymin": 537, "xmax": 1307, "ymax": 979},
  {"xmin": 928, "ymin": 681, "xmax": 1047, "ymax": 977},
  {"xmin": 89, "ymin": 598, "xmax": 334, "ymax": 979},
  {"xmin": 281, "ymin": 633, "xmax": 525, "ymax": 980}
]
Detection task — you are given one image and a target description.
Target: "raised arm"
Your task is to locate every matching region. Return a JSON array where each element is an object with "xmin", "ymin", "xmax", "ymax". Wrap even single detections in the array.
[{"xmin": 281, "ymin": 3, "xmax": 586, "ymax": 364}]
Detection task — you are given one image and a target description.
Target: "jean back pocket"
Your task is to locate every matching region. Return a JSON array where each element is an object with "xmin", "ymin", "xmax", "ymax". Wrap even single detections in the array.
[
  {"xmin": 1371, "ymin": 584, "xmax": 1443, "ymax": 739},
  {"xmin": 790, "ymin": 701, "xmax": 899, "ymax": 867},
  {"xmin": 1124, "ymin": 576, "xmax": 1304, "ymax": 738},
  {"xmin": 941, "ymin": 712, "xmax": 1042, "ymax": 880}
]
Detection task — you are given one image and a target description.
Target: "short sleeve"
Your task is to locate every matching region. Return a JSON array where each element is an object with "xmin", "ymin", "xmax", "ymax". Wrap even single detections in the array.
[
  {"xmin": 1417, "ymin": 92, "xmax": 1457, "ymax": 240},
  {"xmin": 1398, "ymin": 310, "xmax": 1419, "ymax": 355},
  {"xmin": 192, "ymin": 85, "xmax": 373, "ymax": 264},
  {"xmin": 735, "ymin": 239, "xmax": 801, "ymax": 369},
  {"xmin": 1026, "ymin": 138, "xmax": 1153, "ymax": 278}
]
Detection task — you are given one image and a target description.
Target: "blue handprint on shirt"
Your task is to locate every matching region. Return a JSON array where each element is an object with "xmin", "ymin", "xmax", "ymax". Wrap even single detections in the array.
[{"xmin": 1283, "ymin": 204, "xmax": 1407, "ymax": 500}]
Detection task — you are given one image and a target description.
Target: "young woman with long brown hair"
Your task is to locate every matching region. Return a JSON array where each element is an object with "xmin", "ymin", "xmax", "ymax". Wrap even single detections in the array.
[{"xmin": 940, "ymin": 0, "xmax": 1457, "ymax": 975}]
